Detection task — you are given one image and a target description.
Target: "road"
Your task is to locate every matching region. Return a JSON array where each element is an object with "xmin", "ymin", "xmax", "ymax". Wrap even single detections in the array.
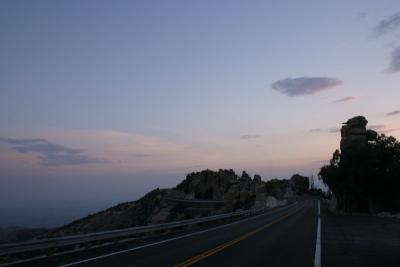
[
  {"xmin": 13, "ymin": 199, "xmax": 400, "ymax": 267},
  {"xmin": 321, "ymin": 206, "xmax": 400, "ymax": 267},
  {"xmin": 15, "ymin": 200, "xmax": 318, "ymax": 267}
]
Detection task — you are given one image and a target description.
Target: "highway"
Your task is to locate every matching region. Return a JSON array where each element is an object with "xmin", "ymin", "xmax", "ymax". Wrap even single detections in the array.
[
  {"xmin": 15, "ymin": 200, "xmax": 319, "ymax": 267},
  {"xmin": 321, "ymin": 205, "xmax": 400, "ymax": 267},
  {"xmin": 16, "ymin": 199, "xmax": 400, "ymax": 267}
]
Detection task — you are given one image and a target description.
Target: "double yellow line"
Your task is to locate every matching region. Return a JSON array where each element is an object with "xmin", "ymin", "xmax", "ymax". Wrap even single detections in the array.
[{"xmin": 175, "ymin": 205, "xmax": 303, "ymax": 267}]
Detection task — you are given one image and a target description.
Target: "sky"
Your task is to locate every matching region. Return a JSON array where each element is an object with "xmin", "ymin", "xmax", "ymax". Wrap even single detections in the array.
[{"xmin": 1, "ymin": 0, "xmax": 400, "ymax": 228}]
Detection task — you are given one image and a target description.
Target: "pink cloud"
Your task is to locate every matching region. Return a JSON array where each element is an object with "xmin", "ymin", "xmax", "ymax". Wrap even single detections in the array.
[
  {"xmin": 333, "ymin": 96, "xmax": 356, "ymax": 103},
  {"xmin": 381, "ymin": 127, "xmax": 400, "ymax": 133},
  {"xmin": 387, "ymin": 110, "xmax": 400, "ymax": 116}
]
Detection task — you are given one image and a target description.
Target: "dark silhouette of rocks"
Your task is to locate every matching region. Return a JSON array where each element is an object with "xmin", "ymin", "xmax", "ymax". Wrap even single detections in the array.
[
  {"xmin": 48, "ymin": 170, "xmax": 310, "ymax": 236},
  {"xmin": 340, "ymin": 116, "xmax": 377, "ymax": 153},
  {"xmin": 320, "ymin": 116, "xmax": 400, "ymax": 213},
  {"xmin": 265, "ymin": 174, "xmax": 309, "ymax": 199}
]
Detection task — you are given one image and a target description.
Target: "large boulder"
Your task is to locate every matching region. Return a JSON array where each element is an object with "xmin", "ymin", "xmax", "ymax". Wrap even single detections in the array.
[
  {"xmin": 176, "ymin": 169, "xmax": 238, "ymax": 200},
  {"xmin": 265, "ymin": 174, "xmax": 309, "ymax": 199},
  {"xmin": 289, "ymin": 174, "xmax": 310, "ymax": 194},
  {"xmin": 340, "ymin": 116, "xmax": 377, "ymax": 153}
]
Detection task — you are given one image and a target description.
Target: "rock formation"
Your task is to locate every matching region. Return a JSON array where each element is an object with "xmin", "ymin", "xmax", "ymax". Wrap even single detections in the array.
[
  {"xmin": 321, "ymin": 115, "xmax": 400, "ymax": 214},
  {"xmin": 340, "ymin": 116, "xmax": 377, "ymax": 153},
  {"xmin": 264, "ymin": 174, "xmax": 309, "ymax": 199}
]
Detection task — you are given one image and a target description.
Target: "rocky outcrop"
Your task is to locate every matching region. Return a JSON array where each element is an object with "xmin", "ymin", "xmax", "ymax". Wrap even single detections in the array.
[
  {"xmin": 340, "ymin": 116, "xmax": 377, "ymax": 153},
  {"xmin": 176, "ymin": 170, "xmax": 265, "ymax": 211},
  {"xmin": 176, "ymin": 169, "xmax": 238, "ymax": 200},
  {"xmin": 48, "ymin": 170, "xmax": 310, "ymax": 236},
  {"xmin": 265, "ymin": 174, "xmax": 309, "ymax": 200},
  {"xmin": 321, "ymin": 115, "xmax": 400, "ymax": 214}
]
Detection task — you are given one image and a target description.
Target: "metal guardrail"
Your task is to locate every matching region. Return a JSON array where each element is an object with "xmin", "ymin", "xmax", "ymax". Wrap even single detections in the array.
[{"xmin": 0, "ymin": 207, "xmax": 266, "ymax": 258}]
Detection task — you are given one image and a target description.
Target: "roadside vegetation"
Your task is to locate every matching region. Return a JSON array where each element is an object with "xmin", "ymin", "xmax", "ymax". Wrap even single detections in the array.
[{"xmin": 319, "ymin": 134, "xmax": 400, "ymax": 213}]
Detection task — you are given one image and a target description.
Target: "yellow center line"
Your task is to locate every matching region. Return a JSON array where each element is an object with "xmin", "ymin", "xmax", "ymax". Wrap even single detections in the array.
[{"xmin": 174, "ymin": 205, "xmax": 304, "ymax": 267}]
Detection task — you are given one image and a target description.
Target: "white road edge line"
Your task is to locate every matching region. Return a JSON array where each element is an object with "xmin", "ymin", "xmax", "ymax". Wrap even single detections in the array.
[
  {"xmin": 58, "ymin": 203, "xmax": 296, "ymax": 267},
  {"xmin": 314, "ymin": 199, "xmax": 321, "ymax": 267}
]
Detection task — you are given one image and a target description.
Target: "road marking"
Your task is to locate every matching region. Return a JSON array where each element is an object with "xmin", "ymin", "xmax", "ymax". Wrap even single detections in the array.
[
  {"xmin": 58, "ymin": 204, "xmax": 297, "ymax": 267},
  {"xmin": 314, "ymin": 200, "xmax": 321, "ymax": 267},
  {"xmin": 174, "ymin": 206, "xmax": 303, "ymax": 267}
]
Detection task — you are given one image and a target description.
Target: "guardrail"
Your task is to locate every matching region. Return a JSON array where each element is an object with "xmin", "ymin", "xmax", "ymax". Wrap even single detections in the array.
[{"xmin": 0, "ymin": 207, "xmax": 267, "ymax": 261}]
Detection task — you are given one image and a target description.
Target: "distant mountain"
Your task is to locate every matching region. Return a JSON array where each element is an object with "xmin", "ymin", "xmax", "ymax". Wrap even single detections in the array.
[
  {"xmin": 47, "ymin": 169, "xmax": 309, "ymax": 237},
  {"xmin": 0, "ymin": 227, "xmax": 48, "ymax": 244}
]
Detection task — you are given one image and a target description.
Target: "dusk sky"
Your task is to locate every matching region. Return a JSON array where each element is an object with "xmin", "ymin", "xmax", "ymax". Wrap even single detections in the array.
[{"xmin": 1, "ymin": 0, "xmax": 400, "ymax": 228}]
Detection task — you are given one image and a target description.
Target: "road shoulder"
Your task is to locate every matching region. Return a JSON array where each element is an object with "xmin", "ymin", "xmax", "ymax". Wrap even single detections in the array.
[{"xmin": 321, "ymin": 203, "xmax": 400, "ymax": 267}]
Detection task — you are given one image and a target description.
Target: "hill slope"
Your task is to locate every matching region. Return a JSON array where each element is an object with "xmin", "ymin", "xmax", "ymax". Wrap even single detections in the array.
[{"xmin": 48, "ymin": 169, "xmax": 309, "ymax": 236}]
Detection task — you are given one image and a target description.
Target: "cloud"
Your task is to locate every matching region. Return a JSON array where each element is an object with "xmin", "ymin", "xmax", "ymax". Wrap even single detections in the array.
[
  {"xmin": 326, "ymin": 125, "xmax": 393, "ymax": 134},
  {"xmin": 271, "ymin": 77, "xmax": 342, "ymax": 96},
  {"xmin": 367, "ymin": 125, "xmax": 400, "ymax": 134},
  {"xmin": 357, "ymin": 11, "xmax": 368, "ymax": 20},
  {"xmin": 0, "ymin": 138, "xmax": 109, "ymax": 166},
  {"xmin": 333, "ymin": 96, "xmax": 356, "ymax": 103},
  {"xmin": 240, "ymin": 135, "xmax": 261, "ymax": 140},
  {"xmin": 382, "ymin": 127, "xmax": 400, "ymax": 133},
  {"xmin": 387, "ymin": 110, "xmax": 400, "ymax": 116},
  {"xmin": 385, "ymin": 47, "xmax": 400, "ymax": 73},
  {"xmin": 130, "ymin": 153, "xmax": 153, "ymax": 158},
  {"xmin": 372, "ymin": 13, "xmax": 400, "ymax": 74},
  {"xmin": 308, "ymin": 128, "xmax": 341, "ymax": 134},
  {"xmin": 328, "ymin": 128, "xmax": 341, "ymax": 133},
  {"xmin": 374, "ymin": 12, "xmax": 400, "ymax": 37},
  {"xmin": 369, "ymin": 125, "xmax": 387, "ymax": 131},
  {"xmin": 0, "ymin": 138, "xmax": 47, "ymax": 145}
]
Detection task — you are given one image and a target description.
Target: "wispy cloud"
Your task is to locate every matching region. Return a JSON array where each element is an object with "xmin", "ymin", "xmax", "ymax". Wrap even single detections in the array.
[
  {"xmin": 309, "ymin": 128, "xmax": 340, "ymax": 134},
  {"xmin": 309, "ymin": 125, "xmax": 400, "ymax": 135},
  {"xmin": 372, "ymin": 13, "xmax": 400, "ymax": 74},
  {"xmin": 333, "ymin": 96, "xmax": 356, "ymax": 103},
  {"xmin": 357, "ymin": 11, "xmax": 368, "ymax": 20},
  {"xmin": 0, "ymin": 138, "xmax": 47, "ymax": 145},
  {"xmin": 0, "ymin": 137, "xmax": 109, "ymax": 166},
  {"xmin": 374, "ymin": 12, "xmax": 400, "ymax": 37},
  {"xmin": 382, "ymin": 127, "xmax": 400, "ymax": 133},
  {"xmin": 369, "ymin": 125, "xmax": 387, "ymax": 131},
  {"xmin": 385, "ymin": 47, "xmax": 400, "ymax": 73},
  {"xmin": 240, "ymin": 134, "xmax": 261, "ymax": 140},
  {"xmin": 367, "ymin": 125, "xmax": 400, "ymax": 134},
  {"xmin": 271, "ymin": 77, "xmax": 342, "ymax": 96},
  {"xmin": 328, "ymin": 128, "xmax": 341, "ymax": 133},
  {"xmin": 130, "ymin": 153, "xmax": 153, "ymax": 158},
  {"xmin": 387, "ymin": 110, "xmax": 400, "ymax": 116}
]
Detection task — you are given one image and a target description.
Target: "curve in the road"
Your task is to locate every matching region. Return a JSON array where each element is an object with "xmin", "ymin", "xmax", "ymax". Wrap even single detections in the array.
[
  {"xmin": 59, "ymin": 203, "xmax": 300, "ymax": 267},
  {"xmin": 174, "ymin": 205, "xmax": 304, "ymax": 267}
]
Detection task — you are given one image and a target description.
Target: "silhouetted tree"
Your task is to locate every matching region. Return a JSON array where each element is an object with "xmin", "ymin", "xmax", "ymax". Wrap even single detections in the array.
[{"xmin": 319, "ymin": 134, "xmax": 400, "ymax": 213}]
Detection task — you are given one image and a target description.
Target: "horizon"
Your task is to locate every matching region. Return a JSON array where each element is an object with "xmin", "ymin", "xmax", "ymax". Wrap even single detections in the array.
[{"xmin": 1, "ymin": 0, "xmax": 400, "ymax": 228}]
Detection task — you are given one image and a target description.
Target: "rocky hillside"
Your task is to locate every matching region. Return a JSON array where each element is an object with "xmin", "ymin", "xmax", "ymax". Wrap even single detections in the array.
[{"xmin": 48, "ymin": 170, "xmax": 309, "ymax": 236}]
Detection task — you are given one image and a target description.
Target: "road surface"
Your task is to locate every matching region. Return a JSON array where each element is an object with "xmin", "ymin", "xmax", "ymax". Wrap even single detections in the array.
[
  {"xmin": 321, "ymin": 206, "xmax": 400, "ymax": 267},
  {"xmin": 15, "ymin": 200, "xmax": 317, "ymax": 267},
  {"xmin": 14, "ymin": 199, "xmax": 400, "ymax": 267}
]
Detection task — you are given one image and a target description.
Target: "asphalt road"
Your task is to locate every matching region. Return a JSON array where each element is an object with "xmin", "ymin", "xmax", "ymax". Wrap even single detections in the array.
[
  {"xmin": 16, "ymin": 200, "xmax": 318, "ymax": 267},
  {"xmin": 321, "ymin": 206, "xmax": 400, "ymax": 267},
  {"xmin": 14, "ymin": 199, "xmax": 400, "ymax": 267}
]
